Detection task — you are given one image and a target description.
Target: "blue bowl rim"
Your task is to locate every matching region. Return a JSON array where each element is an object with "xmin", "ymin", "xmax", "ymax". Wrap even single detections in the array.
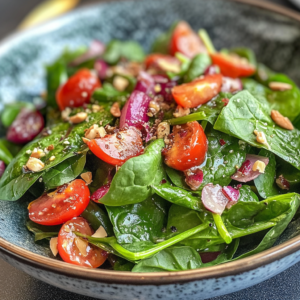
[{"xmin": 0, "ymin": 0, "xmax": 300, "ymax": 286}]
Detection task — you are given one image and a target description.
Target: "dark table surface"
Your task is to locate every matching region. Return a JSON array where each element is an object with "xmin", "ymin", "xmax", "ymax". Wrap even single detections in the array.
[{"xmin": 1, "ymin": 1, "xmax": 300, "ymax": 300}]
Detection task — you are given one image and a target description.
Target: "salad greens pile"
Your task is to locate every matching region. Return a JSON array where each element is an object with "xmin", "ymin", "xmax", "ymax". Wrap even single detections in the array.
[{"xmin": 1, "ymin": 21, "xmax": 300, "ymax": 272}]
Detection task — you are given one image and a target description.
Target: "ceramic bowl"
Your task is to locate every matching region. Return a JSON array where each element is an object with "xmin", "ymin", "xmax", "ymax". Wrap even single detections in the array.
[{"xmin": 1, "ymin": 0, "xmax": 300, "ymax": 299}]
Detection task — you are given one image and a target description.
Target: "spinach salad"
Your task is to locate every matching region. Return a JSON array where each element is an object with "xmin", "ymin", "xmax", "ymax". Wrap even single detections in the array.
[{"xmin": 1, "ymin": 21, "xmax": 300, "ymax": 272}]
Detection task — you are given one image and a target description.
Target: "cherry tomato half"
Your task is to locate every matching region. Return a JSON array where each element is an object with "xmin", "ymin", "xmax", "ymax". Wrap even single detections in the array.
[
  {"xmin": 87, "ymin": 127, "xmax": 144, "ymax": 166},
  {"xmin": 170, "ymin": 21, "xmax": 207, "ymax": 58},
  {"xmin": 210, "ymin": 53, "xmax": 256, "ymax": 78},
  {"xmin": 56, "ymin": 69, "xmax": 101, "ymax": 111},
  {"xmin": 163, "ymin": 121, "xmax": 207, "ymax": 171},
  {"xmin": 145, "ymin": 54, "xmax": 181, "ymax": 73},
  {"xmin": 28, "ymin": 179, "xmax": 90, "ymax": 226},
  {"xmin": 58, "ymin": 217, "xmax": 108, "ymax": 268},
  {"xmin": 172, "ymin": 74, "xmax": 223, "ymax": 108}
]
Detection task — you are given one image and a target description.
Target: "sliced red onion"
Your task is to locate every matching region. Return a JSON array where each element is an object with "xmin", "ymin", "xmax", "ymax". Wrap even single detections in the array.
[
  {"xmin": 204, "ymin": 65, "xmax": 220, "ymax": 75},
  {"xmin": 94, "ymin": 59, "xmax": 109, "ymax": 80},
  {"xmin": 222, "ymin": 186, "xmax": 240, "ymax": 209},
  {"xmin": 134, "ymin": 71, "xmax": 155, "ymax": 96},
  {"xmin": 276, "ymin": 175, "xmax": 290, "ymax": 190},
  {"xmin": 91, "ymin": 183, "xmax": 110, "ymax": 203},
  {"xmin": 7, "ymin": 109, "xmax": 44, "ymax": 144},
  {"xmin": 184, "ymin": 169, "xmax": 203, "ymax": 190},
  {"xmin": 153, "ymin": 75, "xmax": 177, "ymax": 102},
  {"xmin": 200, "ymin": 251, "xmax": 221, "ymax": 263},
  {"xmin": 0, "ymin": 161, "xmax": 5, "ymax": 178},
  {"xmin": 231, "ymin": 154, "xmax": 269, "ymax": 183},
  {"xmin": 201, "ymin": 183, "xmax": 229, "ymax": 215},
  {"xmin": 70, "ymin": 40, "xmax": 105, "ymax": 66},
  {"xmin": 120, "ymin": 91, "xmax": 151, "ymax": 130},
  {"xmin": 221, "ymin": 77, "xmax": 243, "ymax": 93}
]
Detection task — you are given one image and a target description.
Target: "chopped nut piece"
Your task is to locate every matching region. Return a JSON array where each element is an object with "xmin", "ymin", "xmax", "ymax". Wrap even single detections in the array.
[
  {"xmin": 160, "ymin": 102, "xmax": 170, "ymax": 110},
  {"xmin": 271, "ymin": 110, "xmax": 294, "ymax": 130},
  {"xmin": 157, "ymin": 122, "xmax": 170, "ymax": 139},
  {"xmin": 75, "ymin": 237, "xmax": 88, "ymax": 257},
  {"xmin": 154, "ymin": 84, "xmax": 161, "ymax": 93},
  {"xmin": 81, "ymin": 172, "xmax": 92, "ymax": 185},
  {"xmin": 110, "ymin": 102, "xmax": 121, "ymax": 117},
  {"xmin": 113, "ymin": 75, "xmax": 129, "ymax": 91},
  {"xmin": 92, "ymin": 104, "xmax": 101, "ymax": 113},
  {"xmin": 254, "ymin": 130, "xmax": 270, "ymax": 149},
  {"xmin": 85, "ymin": 124, "xmax": 107, "ymax": 139},
  {"xmin": 173, "ymin": 106, "xmax": 190, "ymax": 118},
  {"xmin": 47, "ymin": 144, "xmax": 54, "ymax": 151},
  {"xmin": 269, "ymin": 82, "xmax": 293, "ymax": 91},
  {"xmin": 82, "ymin": 137, "xmax": 90, "ymax": 144},
  {"xmin": 157, "ymin": 60, "xmax": 181, "ymax": 73},
  {"xmin": 26, "ymin": 157, "xmax": 45, "ymax": 172},
  {"xmin": 61, "ymin": 107, "xmax": 72, "ymax": 121},
  {"xmin": 50, "ymin": 237, "xmax": 58, "ymax": 256},
  {"xmin": 149, "ymin": 101, "xmax": 161, "ymax": 116},
  {"xmin": 252, "ymin": 160, "xmax": 266, "ymax": 173},
  {"xmin": 92, "ymin": 226, "xmax": 107, "ymax": 238},
  {"xmin": 49, "ymin": 156, "xmax": 56, "ymax": 161},
  {"xmin": 25, "ymin": 150, "xmax": 32, "ymax": 155},
  {"xmin": 31, "ymin": 148, "xmax": 46, "ymax": 159},
  {"xmin": 69, "ymin": 112, "xmax": 88, "ymax": 124}
]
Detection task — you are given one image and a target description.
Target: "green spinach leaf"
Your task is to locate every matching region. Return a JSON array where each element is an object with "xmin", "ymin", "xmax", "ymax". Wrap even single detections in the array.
[
  {"xmin": 183, "ymin": 54, "xmax": 211, "ymax": 83},
  {"xmin": 26, "ymin": 220, "xmax": 60, "ymax": 241},
  {"xmin": 100, "ymin": 139, "xmax": 165, "ymax": 206},
  {"xmin": 214, "ymin": 90, "xmax": 300, "ymax": 170}
]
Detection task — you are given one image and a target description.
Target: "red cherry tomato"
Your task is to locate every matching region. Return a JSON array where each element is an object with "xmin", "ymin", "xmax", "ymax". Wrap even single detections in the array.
[
  {"xmin": 28, "ymin": 179, "xmax": 90, "ymax": 226},
  {"xmin": 210, "ymin": 53, "xmax": 256, "ymax": 78},
  {"xmin": 87, "ymin": 127, "xmax": 144, "ymax": 166},
  {"xmin": 172, "ymin": 74, "xmax": 223, "ymax": 108},
  {"xmin": 56, "ymin": 69, "xmax": 101, "ymax": 111},
  {"xmin": 58, "ymin": 217, "xmax": 108, "ymax": 268},
  {"xmin": 170, "ymin": 21, "xmax": 207, "ymax": 58},
  {"xmin": 145, "ymin": 54, "xmax": 180, "ymax": 73},
  {"xmin": 163, "ymin": 121, "xmax": 207, "ymax": 171}
]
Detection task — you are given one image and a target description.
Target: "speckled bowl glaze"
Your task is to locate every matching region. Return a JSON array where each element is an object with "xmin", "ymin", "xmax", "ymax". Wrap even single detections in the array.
[{"xmin": 0, "ymin": 0, "xmax": 300, "ymax": 299}]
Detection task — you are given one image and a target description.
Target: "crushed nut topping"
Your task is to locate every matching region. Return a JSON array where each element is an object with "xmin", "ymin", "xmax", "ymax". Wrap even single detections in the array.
[
  {"xmin": 84, "ymin": 124, "xmax": 106, "ymax": 139},
  {"xmin": 81, "ymin": 172, "xmax": 93, "ymax": 185},
  {"xmin": 110, "ymin": 102, "xmax": 121, "ymax": 117},
  {"xmin": 26, "ymin": 157, "xmax": 45, "ymax": 172},
  {"xmin": 69, "ymin": 112, "xmax": 88, "ymax": 124},
  {"xmin": 92, "ymin": 104, "xmax": 102, "ymax": 113},
  {"xmin": 30, "ymin": 148, "xmax": 46, "ymax": 159},
  {"xmin": 269, "ymin": 82, "xmax": 293, "ymax": 91},
  {"xmin": 252, "ymin": 160, "xmax": 266, "ymax": 173},
  {"xmin": 49, "ymin": 156, "xmax": 56, "ymax": 161},
  {"xmin": 47, "ymin": 144, "xmax": 54, "ymax": 151},
  {"xmin": 157, "ymin": 122, "xmax": 170, "ymax": 139},
  {"xmin": 113, "ymin": 75, "xmax": 129, "ymax": 91},
  {"xmin": 92, "ymin": 226, "xmax": 107, "ymax": 238},
  {"xmin": 82, "ymin": 137, "xmax": 90, "ymax": 144},
  {"xmin": 173, "ymin": 105, "xmax": 190, "ymax": 118},
  {"xmin": 271, "ymin": 110, "xmax": 294, "ymax": 130},
  {"xmin": 254, "ymin": 130, "xmax": 270, "ymax": 149},
  {"xmin": 75, "ymin": 237, "xmax": 88, "ymax": 257},
  {"xmin": 61, "ymin": 107, "xmax": 72, "ymax": 121},
  {"xmin": 50, "ymin": 237, "xmax": 58, "ymax": 257},
  {"xmin": 25, "ymin": 150, "xmax": 32, "ymax": 155}
]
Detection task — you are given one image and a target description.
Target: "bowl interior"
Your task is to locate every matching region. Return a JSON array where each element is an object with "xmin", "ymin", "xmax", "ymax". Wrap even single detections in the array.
[{"xmin": 0, "ymin": 0, "xmax": 300, "ymax": 259}]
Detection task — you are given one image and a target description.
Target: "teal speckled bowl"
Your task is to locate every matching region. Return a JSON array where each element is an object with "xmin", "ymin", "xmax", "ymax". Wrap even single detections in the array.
[{"xmin": 1, "ymin": 0, "xmax": 300, "ymax": 299}]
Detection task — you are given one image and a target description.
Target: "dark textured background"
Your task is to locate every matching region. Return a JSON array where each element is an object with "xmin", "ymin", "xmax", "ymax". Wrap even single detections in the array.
[{"xmin": 0, "ymin": 1, "xmax": 300, "ymax": 300}]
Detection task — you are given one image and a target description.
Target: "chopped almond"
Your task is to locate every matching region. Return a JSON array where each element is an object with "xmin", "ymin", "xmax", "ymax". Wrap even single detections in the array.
[
  {"xmin": 252, "ymin": 160, "xmax": 266, "ymax": 173},
  {"xmin": 30, "ymin": 148, "xmax": 46, "ymax": 159},
  {"xmin": 271, "ymin": 110, "xmax": 294, "ymax": 130},
  {"xmin": 92, "ymin": 226, "xmax": 108, "ymax": 238},
  {"xmin": 61, "ymin": 107, "xmax": 72, "ymax": 121},
  {"xmin": 82, "ymin": 137, "xmax": 90, "ymax": 144},
  {"xmin": 157, "ymin": 122, "xmax": 170, "ymax": 139},
  {"xmin": 85, "ymin": 124, "xmax": 107, "ymax": 139},
  {"xmin": 113, "ymin": 76, "xmax": 129, "ymax": 91},
  {"xmin": 173, "ymin": 106, "xmax": 190, "ymax": 118},
  {"xmin": 254, "ymin": 130, "xmax": 270, "ymax": 149},
  {"xmin": 81, "ymin": 172, "xmax": 92, "ymax": 185},
  {"xmin": 26, "ymin": 157, "xmax": 45, "ymax": 172},
  {"xmin": 69, "ymin": 112, "xmax": 88, "ymax": 124},
  {"xmin": 92, "ymin": 104, "xmax": 102, "ymax": 113},
  {"xmin": 75, "ymin": 237, "xmax": 88, "ymax": 257},
  {"xmin": 269, "ymin": 82, "xmax": 292, "ymax": 91},
  {"xmin": 110, "ymin": 102, "xmax": 121, "ymax": 117},
  {"xmin": 47, "ymin": 144, "xmax": 54, "ymax": 151},
  {"xmin": 50, "ymin": 237, "xmax": 58, "ymax": 256}
]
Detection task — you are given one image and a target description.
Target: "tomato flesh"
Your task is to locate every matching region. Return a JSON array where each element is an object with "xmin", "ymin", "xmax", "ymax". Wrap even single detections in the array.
[
  {"xmin": 58, "ymin": 217, "xmax": 107, "ymax": 268},
  {"xmin": 163, "ymin": 121, "xmax": 207, "ymax": 171},
  {"xmin": 87, "ymin": 127, "xmax": 144, "ymax": 166},
  {"xmin": 28, "ymin": 179, "xmax": 90, "ymax": 226},
  {"xmin": 172, "ymin": 74, "xmax": 223, "ymax": 108},
  {"xmin": 210, "ymin": 53, "xmax": 256, "ymax": 78},
  {"xmin": 170, "ymin": 21, "xmax": 206, "ymax": 58},
  {"xmin": 56, "ymin": 69, "xmax": 101, "ymax": 111}
]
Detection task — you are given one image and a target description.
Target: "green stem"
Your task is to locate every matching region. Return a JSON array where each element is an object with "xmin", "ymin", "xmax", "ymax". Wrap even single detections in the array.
[
  {"xmin": 166, "ymin": 112, "xmax": 207, "ymax": 125},
  {"xmin": 198, "ymin": 29, "xmax": 216, "ymax": 54},
  {"xmin": 175, "ymin": 52, "xmax": 191, "ymax": 64},
  {"xmin": 0, "ymin": 140, "xmax": 13, "ymax": 165},
  {"xmin": 77, "ymin": 222, "xmax": 209, "ymax": 261},
  {"xmin": 212, "ymin": 213, "xmax": 232, "ymax": 244},
  {"xmin": 201, "ymin": 120, "xmax": 208, "ymax": 131}
]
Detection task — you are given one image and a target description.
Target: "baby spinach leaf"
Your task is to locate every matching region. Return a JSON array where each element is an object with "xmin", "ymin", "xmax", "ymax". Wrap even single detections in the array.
[
  {"xmin": 42, "ymin": 150, "xmax": 87, "ymax": 190},
  {"xmin": 26, "ymin": 220, "xmax": 60, "ymax": 241},
  {"xmin": 110, "ymin": 255, "xmax": 135, "ymax": 271},
  {"xmin": 102, "ymin": 40, "xmax": 145, "ymax": 65},
  {"xmin": 238, "ymin": 185, "xmax": 259, "ymax": 203},
  {"xmin": 106, "ymin": 195, "xmax": 168, "ymax": 244},
  {"xmin": 183, "ymin": 53, "xmax": 211, "ymax": 83},
  {"xmin": 214, "ymin": 90, "xmax": 300, "ymax": 170},
  {"xmin": 81, "ymin": 201, "xmax": 114, "ymax": 236},
  {"xmin": 254, "ymin": 149, "xmax": 278, "ymax": 199},
  {"xmin": 165, "ymin": 166, "xmax": 189, "ymax": 190},
  {"xmin": 132, "ymin": 246, "xmax": 203, "ymax": 272},
  {"xmin": 100, "ymin": 139, "xmax": 165, "ymax": 206}
]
